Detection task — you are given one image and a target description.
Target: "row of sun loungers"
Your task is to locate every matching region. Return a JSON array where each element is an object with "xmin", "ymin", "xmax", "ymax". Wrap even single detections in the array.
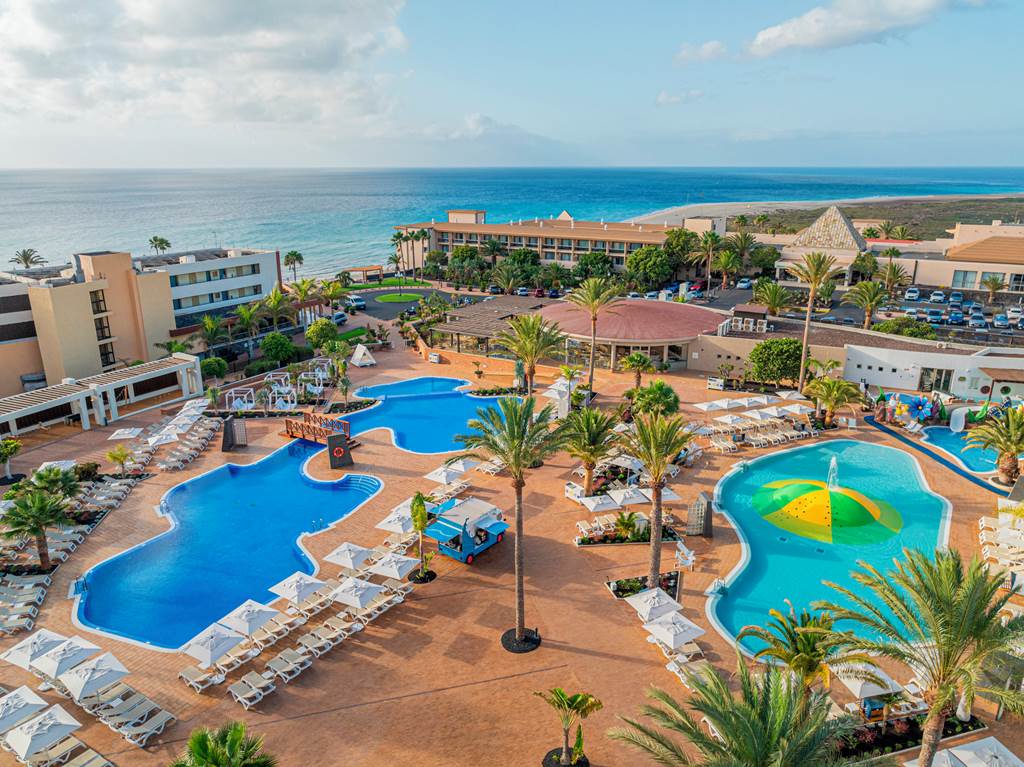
[
  {"xmin": 980, "ymin": 514, "xmax": 1024, "ymax": 586},
  {"xmin": 575, "ymin": 512, "xmax": 650, "ymax": 539},
  {"xmin": 7, "ymin": 736, "xmax": 112, "ymax": 767},
  {"xmin": 155, "ymin": 418, "xmax": 221, "ymax": 471},
  {"xmin": 434, "ymin": 480, "xmax": 469, "ymax": 502},
  {"xmin": 475, "ymin": 458, "xmax": 506, "ymax": 475}
]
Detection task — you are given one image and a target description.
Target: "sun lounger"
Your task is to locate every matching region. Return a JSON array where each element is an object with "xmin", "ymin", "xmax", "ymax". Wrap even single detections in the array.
[
  {"xmin": 477, "ymin": 459, "xmax": 505, "ymax": 475},
  {"xmin": 119, "ymin": 709, "xmax": 176, "ymax": 746},
  {"xmin": 26, "ymin": 736, "xmax": 84, "ymax": 767},
  {"xmin": 3, "ymin": 573, "xmax": 51, "ymax": 587},
  {"xmin": 0, "ymin": 603, "xmax": 39, "ymax": 618},
  {"xmin": 63, "ymin": 749, "xmax": 112, "ymax": 767},
  {"xmin": 214, "ymin": 643, "xmax": 259, "ymax": 674},
  {"xmin": 265, "ymin": 651, "xmax": 310, "ymax": 683},
  {"xmin": 383, "ymin": 577, "xmax": 413, "ymax": 596},
  {"xmin": 296, "ymin": 632, "xmax": 334, "ymax": 657},
  {"xmin": 326, "ymin": 614, "xmax": 363, "ymax": 635},
  {"xmin": 312, "ymin": 623, "xmax": 350, "ymax": 644},
  {"xmin": 250, "ymin": 625, "xmax": 284, "ymax": 651},
  {"xmin": 575, "ymin": 520, "xmax": 599, "ymax": 538},
  {"xmin": 179, "ymin": 665, "xmax": 225, "ymax": 693},
  {"xmin": 103, "ymin": 698, "xmax": 158, "ymax": 729},
  {"xmin": 267, "ymin": 613, "xmax": 306, "ymax": 634},
  {"xmin": 229, "ymin": 679, "xmax": 267, "ymax": 710},
  {"xmin": 665, "ymin": 659, "xmax": 713, "ymax": 690},
  {"xmin": 0, "ymin": 586, "xmax": 44, "ymax": 605},
  {"xmin": 81, "ymin": 683, "xmax": 134, "ymax": 712}
]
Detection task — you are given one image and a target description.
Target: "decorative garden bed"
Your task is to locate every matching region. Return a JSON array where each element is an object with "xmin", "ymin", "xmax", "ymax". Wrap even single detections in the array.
[
  {"xmin": 468, "ymin": 386, "xmax": 524, "ymax": 397},
  {"xmin": 577, "ymin": 526, "xmax": 680, "ymax": 547},
  {"xmin": 838, "ymin": 715, "xmax": 985, "ymax": 762},
  {"xmin": 606, "ymin": 571, "xmax": 679, "ymax": 599},
  {"xmin": 326, "ymin": 400, "xmax": 377, "ymax": 415}
]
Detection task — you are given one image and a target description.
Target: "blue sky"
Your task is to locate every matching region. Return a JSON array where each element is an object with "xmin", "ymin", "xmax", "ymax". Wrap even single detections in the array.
[{"xmin": 0, "ymin": 0, "xmax": 1019, "ymax": 167}]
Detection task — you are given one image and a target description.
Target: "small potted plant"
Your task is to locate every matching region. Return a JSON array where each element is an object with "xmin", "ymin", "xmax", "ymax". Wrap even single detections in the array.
[{"xmin": 534, "ymin": 688, "xmax": 603, "ymax": 766}]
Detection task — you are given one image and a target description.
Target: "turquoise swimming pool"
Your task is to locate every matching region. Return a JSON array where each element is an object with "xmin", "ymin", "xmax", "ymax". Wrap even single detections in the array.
[
  {"xmin": 922, "ymin": 426, "xmax": 1004, "ymax": 474},
  {"xmin": 710, "ymin": 440, "xmax": 950, "ymax": 653}
]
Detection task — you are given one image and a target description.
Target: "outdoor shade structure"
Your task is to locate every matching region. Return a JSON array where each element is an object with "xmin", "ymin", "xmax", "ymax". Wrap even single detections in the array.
[
  {"xmin": 905, "ymin": 737, "xmax": 1024, "ymax": 767},
  {"xmin": 643, "ymin": 613, "xmax": 705, "ymax": 650},
  {"xmin": 324, "ymin": 542, "xmax": 375, "ymax": 570},
  {"xmin": 219, "ymin": 600, "xmax": 279, "ymax": 637},
  {"xmin": 377, "ymin": 508, "xmax": 415, "ymax": 534},
  {"xmin": 625, "ymin": 588, "xmax": 681, "ymax": 622},
  {"xmin": 57, "ymin": 653, "xmax": 129, "ymax": 703},
  {"xmin": 0, "ymin": 686, "xmax": 47, "ymax": 735},
  {"xmin": 6, "ymin": 705, "xmax": 80, "ymax": 761},
  {"xmin": 423, "ymin": 497, "xmax": 508, "ymax": 565},
  {"xmin": 832, "ymin": 663, "xmax": 903, "ymax": 699},
  {"xmin": 0, "ymin": 630, "xmax": 67, "ymax": 671},
  {"xmin": 269, "ymin": 573, "xmax": 325, "ymax": 605},
  {"xmin": 331, "ymin": 578, "xmax": 386, "ymax": 609},
  {"xmin": 607, "ymin": 487, "xmax": 648, "ymax": 506},
  {"xmin": 183, "ymin": 625, "xmax": 245, "ymax": 668},
  {"xmin": 29, "ymin": 636, "xmax": 99, "ymax": 680},
  {"xmin": 367, "ymin": 552, "xmax": 419, "ymax": 580}
]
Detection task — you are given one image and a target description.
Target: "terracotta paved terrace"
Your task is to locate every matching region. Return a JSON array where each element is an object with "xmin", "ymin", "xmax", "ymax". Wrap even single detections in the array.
[{"xmin": 0, "ymin": 342, "xmax": 1019, "ymax": 767}]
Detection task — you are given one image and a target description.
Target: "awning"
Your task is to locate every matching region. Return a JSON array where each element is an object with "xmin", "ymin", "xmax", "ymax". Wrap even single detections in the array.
[
  {"xmin": 980, "ymin": 367, "xmax": 1024, "ymax": 384},
  {"xmin": 480, "ymin": 519, "xmax": 509, "ymax": 536},
  {"xmin": 424, "ymin": 518, "xmax": 463, "ymax": 542}
]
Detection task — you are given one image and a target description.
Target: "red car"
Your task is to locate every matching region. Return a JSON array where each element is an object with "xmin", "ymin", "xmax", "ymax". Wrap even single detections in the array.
[{"xmin": 533, "ymin": 288, "xmax": 545, "ymax": 297}]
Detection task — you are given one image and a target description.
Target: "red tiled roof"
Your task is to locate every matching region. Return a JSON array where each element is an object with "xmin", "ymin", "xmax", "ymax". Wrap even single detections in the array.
[{"xmin": 538, "ymin": 300, "xmax": 724, "ymax": 343}]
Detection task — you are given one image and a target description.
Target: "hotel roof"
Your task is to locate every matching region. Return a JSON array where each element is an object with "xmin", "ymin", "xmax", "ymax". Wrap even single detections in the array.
[
  {"xmin": 538, "ymin": 299, "xmax": 725, "ymax": 343},
  {"xmin": 398, "ymin": 217, "xmax": 673, "ymax": 243},
  {"xmin": 790, "ymin": 206, "xmax": 867, "ymax": 252},
  {"xmin": 945, "ymin": 236, "xmax": 1024, "ymax": 265}
]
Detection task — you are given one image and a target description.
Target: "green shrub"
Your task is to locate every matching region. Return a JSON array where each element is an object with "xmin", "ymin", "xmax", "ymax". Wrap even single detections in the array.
[
  {"xmin": 74, "ymin": 462, "xmax": 101, "ymax": 482},
  {"xmin": 304, "ymin": 318, "xmax": 338, "ymax": 350},
  {"xmin": 260, "ymin": 332, "xmax": 296, "ymax": 364},
  {"xmin": 244, "ymin": 359, "xmax": 279, "ymax": 377},
  {"xmin": 200, "ymin": 356, "xmax": 228, "ymax": 381}
]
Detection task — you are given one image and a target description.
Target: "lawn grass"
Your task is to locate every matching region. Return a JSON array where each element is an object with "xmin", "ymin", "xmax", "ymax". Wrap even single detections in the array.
[
  {"xmin": 338, "ymin": 326, "xmax": 369, "ymax": 341},
  {"xmin": 375, "ymin": 293, "xmax": 421, "ymax": 303},
  {"xmin": 350, "ymin": 278, "xmax": 430, "ymax": 288}
]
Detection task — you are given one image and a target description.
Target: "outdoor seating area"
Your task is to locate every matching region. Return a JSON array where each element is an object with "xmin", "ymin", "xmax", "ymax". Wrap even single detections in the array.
[
  {"xmin": 980, "ymin": 513, "xmax": 1024, "ymax": 586},
  {"xmin": 691, "ymin": 395, "xmax": 821, "ymax": 454},
  {"xmin": 827, "ymin": 663, "xmax": 929, "ymax": 723},
  {"xmin": 623, "ymin": 588, "xmax": 712, "ymax": 687},
  {"xmin": 149, "ymin": 402, "xmax": 222, "ymax": 471}
]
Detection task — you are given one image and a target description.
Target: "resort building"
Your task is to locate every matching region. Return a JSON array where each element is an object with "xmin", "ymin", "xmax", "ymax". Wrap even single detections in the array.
[{"xmin": 0, "ymin": 248, "xmax": 279, "ymax": 398}]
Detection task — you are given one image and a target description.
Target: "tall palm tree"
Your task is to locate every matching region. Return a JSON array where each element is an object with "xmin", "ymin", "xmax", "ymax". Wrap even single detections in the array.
[
  {"xmin": 609, "ymin": 660, "xmax": 850, "ymax": 767},
  {"xmin": 694, "ymin": 231, "xmax": 723, "ymax": 282},
  {"xmin": 616, "ymin": 413, "xmax": 692, "ymax": 589},
  {"xmin": 754, "ymin": 213, "xmax": 769, "ymax": 232},
  {"xmin": 753, "ymin": 281, "xmax": 794, "ymax": 316},
  {"xmin": 25, "ymin": 466, "xmax": 79, "ymax": 500},
  {"xmin": 288, "ymin": 278, "xmax": 320, "ymax": 328},
  {"xmin": 630, "ymin": 379, "xmax": 681, "ymax": 416},
  {"xmin": 409, "ymin": 490, "xmax": 433, "ymax": 579},
  {"xmin": 494, "ymin": 314, "xmax": 564, "ymax": 392},
  {"xmin": 806, "ymin": 357, "xmax": 841, "ymax": 380},
  {"xmin": 981, "ymin": 274, "xmax": 1007, "ymax": 303},
  {"xmin": 197, "ymin": 314, "xmax": 228, "ymax": 353},
  {"xmin": 875, "ymin": 261, "xmax": 908, "ymax": 300},
  {"xmin": 481, "ymin": 238, "xmax": 504, "ymax": 267},
  {"xmin": 260, "ymin": 287, "xmax": 295, "ymax": 331},
  {"xmin": 387, "ymin": 252, "xmax": 405, "ymax": 295},
  {"xmin": 802, "ymin": 377, "xmax": 862, "ymax": 426},
  {"xmin": 491, "ymin": 261, "xmax": 519, "ymax": 294},
  {"xmin": 233, "ymin": 303, "xmax": 264, "ymax": 358},
  {"xmin": 712, "ymin": 250, "xmax": 743, "ymax": 289},
  {"xmin": 733, "ymin": 214, "xmax": 748, "ymax": 230},
  {"xmin": 319, "ymin": 280, "xmax": 349, "ymax": 315},
  {"xmin": 620, "ymin": 351, "xmax": 654, "ymax": 390},
  {"xmin": 10, "ymin": 249, "xmax": 45, "ymax": 270},
  {"xmin": 154, "ymin": 337, "xmax": 194, "ymax": 356},
  {"xmin": 169, "ymin": 721, "xmax": 277, "ymax": 767},
  {"xmin": 389, "ymin": 231, "xmax": 405, "ymax": 273},
  {"xmin": 3, "ymin": 491, "xmax": 70, "ymax": 570},
  {"xmin": 565, "ymin": 277, "xmax": 622, "ymax": 395},
  {"xmin": 725, "ymin": 231, "xmax": 757, "ymax": 267},
  {"xmin": 965, "ymin": 408, "xmax": 1024, "ymax": 485},
  {"xmin": 453, "ymin": 397, "xmax": 567, "ymax": 649},
  {"xmin": 787, "ymin": 252, "xmax": 841, "ymax": 391},
  {"xmin": 414, "ymin": 229, "xmax": 430, "ymax": 271},
  {"xmin": 564, "ymin": 407, "xmax": 617, "ymax": 497},
  {"xmin": 283, "ymin": 250, "xmax": 304, "ymax": 282},
  {"xmin": 149, "ymin": 236, "xmax": 171, "ymax": 254},
  {"xmin": 841, "ymin": 280, "xmax": 888, "ymax": 328},
  {"xmin": 815, "ymin": 549, "xmax": 1024, "ymax": 767}
]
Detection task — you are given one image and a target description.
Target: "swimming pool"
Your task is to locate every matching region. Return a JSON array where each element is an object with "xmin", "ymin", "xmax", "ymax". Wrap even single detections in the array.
[
  {"xmin": 922, "ymin": 426, "xmax": 1005, "ymax": 475},
  {"xmin": 710, "ymin": 440, "xmax": 950, "ymax": 654},
  {"xmin": 76, "ymin": 441, "xmax": 381, "ymax": 649},
  {"xmin": 346, "ymin": 376, "xmax": 507, "ymax": 453}
]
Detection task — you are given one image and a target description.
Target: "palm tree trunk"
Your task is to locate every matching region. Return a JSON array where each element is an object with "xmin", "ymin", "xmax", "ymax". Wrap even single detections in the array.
[
  {"xmin": 514, "ymin": 479, "xmax": 526, "ymax": 642},
  {"xmin": 561, "ymin": 725, "xmax": 571, "ymax": 765},
  {"xmin": 998, "ymin": 452, "xmax": 1020, "ymax": 485},
  {"xmin": 418, "ymin": 530, "xmax": 426, "ymax": 575},
  {"xmin": 648, "ymin": 484, "xmax": 664, "ymax": 589},
  {"xmin": 797, "ymin": 288, "xmax": 816, "ymax": 390},
  {"xmin": 863, "ymin": 308, "xmax": 872, "ymax": 329},
  {"xmin": 587, "ymin": 316, "xmax": 597, "ymax": 395},
  {"xmin": 633, "ymin": 371, "xmax": 641, "ymax": 390},
  {"xmin": 583, "ymin": 463, "xmax": 594, "ymax": 497},
  {"xmin": 35, "ymin": 533, "xmax": 50, "ymax": 571},
  {"xmin": 917, "ymin": 708, "xmax": 947, "ymax": 767}
]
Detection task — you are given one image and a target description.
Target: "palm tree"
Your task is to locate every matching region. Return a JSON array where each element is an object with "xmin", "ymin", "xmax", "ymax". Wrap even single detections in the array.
[
  {"xmin": 534, "ymin": 688, "xmax": 603, "ymax": 766},
  {"xmin": 260, "ymin": 287, "xmax": 295, "ymax": 331},
  {"xmin": 25, "ymin": 466, "xmax": 78, "ymax": 499},
  {"xmin": 753, "ymin": 282, "xmax": 794, "ymax": 316},
  {"xmin": 981, "ymin": 274, "xmax": 1007, "ymax": 302},
  {"xmin": 862, "ymin": 226, "xmax": 881, "ymax": 238},
  {"xmin": 169, "ymin": 721, "xmax": 277, "ymax": 767},
  {"xmin": 875, "ymin": 259, "xmax": 909, "ymax": 300},
  {"xmin": 802, "ymin": 377, "xmax": 862, "ymax": 426},
  {"xmin": 630, "ymin": 379, "xmax": 681, "ymax": 416},
  {"xmin": 566, "ymin": 277, "xmax": 622, "ymax": 395},
  {"xmin": 206, "ymin": 386, "xmax": 221, "ymax": 410},
  {"xmin": 10, "ymin": 249, "xmax": 45, "ymax": 270},
  {"xmin": 452, "ymin": 397, "xmax": 567, "ymax": 649},
  {"xmin": 319, "ymin": 280, "xmax": 349, "ymax": 314},
  {"xmin": 564, "ymin": 407, "xmax": 617, "ymax": 497},
  {"xmin": 620, "ymin": 352, "xmax": 654, "ymax": 390},
  {"xmin": 197, "ymin": 314, "xmax": 228, "ymax": 353},
  {"xmin": 389, "ymin": 231, "xmax": 405, "ymax": 276},
  {"xmin": 616, "ymin": 413, "xmax": 692, "ymax": 589},
  {"xmin": 148, "ymin": 236, "xmax": 171, "ymax": 254},
  {"xmin": 0, "ymin": 438, "xmax": 21, "ymax": 481},
  {"xmin": 694, "ymin": 231, "xmax": 723, "ymax": 282},
  {"xmin": 491, "ymin": 260, "xmax": 519, "ymax": 294},
  {"xmin": 965, "ymin": 408, "xmax": 1024, "ymax": 484},
  {"xmin": 233, "ymin": 303, "xmax": 264, "ymax": 358},
  {"xmin": 725, "ymin": 231, "xmax": 757, "ymax": 267},
  {"xmin": 806, "ymin": 357, "xmax": 841, "ymax": 380},
  {"xmin": 754, "ymin": 213, "xmax": 769, "ymax": 232},
  {"xmin": 387, "ymin": 252, "xmax": 405, "ymax": 295},
  {"xmin": 787, "ymin": 252, "xmax": 841, "ymax": 391},
  {"xmin": 891, "ymin": 225, "xmax": 913, "ymax": 240},
  {"xmin": 494, "ymin": 314, "xmax": 564, "ymax": 392},
  {"xmin": 3, "ymin": 491, "xmax": 70, "ymax": 570},
  {"xmin": 154, "ymin": 337, "xmax": 194, "ymax": 356},
  {"xmin": 609, "ymin": 660, "xmax": 849, "ymax": 766},
  {"xmin": 283, "ymin": 250, "xmax": 304, "ymax": 282},
  {"xmin": 414, "ymin": 229, "xmax": 430, "ymax": 271},
  {"xmin": 712, "ymin": 250, "xmax": 742, "ymax": 289},
  {"xmin": 733, "ymin": 214, "xmax": 748, "ymax": 230},
  {"xmin": 815, "ymin": 549, "xmax": 1024, "ymax": 767},
  {"xmin": 288, "ymin": 278, "xmax": 320, "ymax": 328},
  {"xmin": 105, "ymin": 445, "xmax": 134, "ymax": 478},
  {"xmin": 879, "ymin": 220, "xmax": 896, "ymax": 238},
  {"xmin": 841, "ymin": 280, "xmax": 888, "ymax": 328},
  {"xmin": 481, "ymin": 238, "xmax": 504, "ymax": 267}
]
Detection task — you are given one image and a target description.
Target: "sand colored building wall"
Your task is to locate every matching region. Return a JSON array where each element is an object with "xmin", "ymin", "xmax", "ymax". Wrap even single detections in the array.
[
  {"xmin": 688, "ymin": 334, "xmax": 844, "ymax": 374},
  {"xmin": 28, "ymin": 282, "xmax": 105, "ymax": 383},
  {"xmin": 136, "ymin": 272, "xmax": 175, "ymax": 361},
  {"xmin": 0, "ymin": 338, "xmax": 45, "ymax": 397}
]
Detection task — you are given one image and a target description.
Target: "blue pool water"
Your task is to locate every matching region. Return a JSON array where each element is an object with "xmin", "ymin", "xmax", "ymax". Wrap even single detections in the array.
[
  {"xmin": 711, "ymin": 440, "xmax": 949, "ymax": 653},
  {"xmin": 921, "ymin": 426, "xmax": 1001, "ymax": 474},
  {"xmin": 347, "ymin": 377, "xmax": 506, "ymax": 453},
  {"xmin": 76, "ymin": 441, "xmax": 381, "ymax": 649}
]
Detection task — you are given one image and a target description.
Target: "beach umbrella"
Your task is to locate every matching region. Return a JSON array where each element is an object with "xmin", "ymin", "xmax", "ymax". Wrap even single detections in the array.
[
  {"xmin": 714, "ymin": 414, "xmax": 748, "ymax": 425},
  {"xmin": 607, "ymin": 487, "xmax": 648, "ymax": 506},
  {"xmin": 639, "ymin": 486, "xmax": 681, "ymax": 502},
  {"xmin": 712, "ymin": 397, "xmax": 742, "ymax": 409},
  {"xmin": 367, "ymin": 552, "xmax": 419, "ymax": 580},
  {"xmin": 776, "ymin": 389, "xmax": 809, "ymax": 401},
  {"xmin": 781, "ymin": 403, "xmax": 815, "ymax": 416},
  {"xmin": 608, "ymin": 455, "xmax": 644, "ymax": 473},
  {"xmin": 36, "ymin": 460, "xmax": 76, "ymax": 473},
  {"xmin": 758, "ymin": 406, "xmax": 788, "ymax": 418},
  {"xmin": 626, "ymin": 588, "xmax": 681, "ymax": 622},
  {"xmin": 446, "ymin": 458, "xmax": 479, "ymax": 473},
  {"xmin": 0, "ymin": 629, "xmax": 66, "ymax": 671},
  {"xmin": 741, "ymin": 409, "xmax": 776, "ymax": 422},
  {"xmin": 644, "ymin": 612, "xmax": 705, "ymax": 650},
  {"xmin": 29, "ymin": 637, "xmax": 99, "ymax": 680},
  {"xmin": 57, "ymin": 653, "xmax": 129, "ymax": 703},
  {"xmin": 269, "ymin": 572, "xmax": 325, "ymax": 605},
  {"xmin": 107, "ymin": 427, "xmax": 141, "ymax": 440},
  {"xmin": 423, "ymin": 466, "xmax": 464, "ymax": 485},
  {"xmin": 832, "ymin": 663, "xmax": 903, "ymax": 699},
  {"xmin": 376, "ymin": 508, "xmax": 415, "ymax": 534},
  {"xmin": 182, "ymin": 624, "xmax": 246, "ymax": 668},
  {"xmin": 580, "ymin": 494, "xmax": 620, "ymax": 513},
  {"xmin": 0, "ymin": 687, "xmax": 47, "ymax": 735},
  {"xmin": 692, "ymin": 400, "xmax": 728, "ymax": 412},
  {"xmin": 6, "ymin": 706, "xmax": 80, "ymax": 761},
  {"xmin": 324, "ymin": 542, "xmax": 375, "ymax": 570},
  {"xmin": 330, "ymin": 577, "xmax": 386, "ymax": 609},
  {"xmin": 147, "ymin": 432, "xmax": 178, "ymax": 447},
  {"xmin": 219, "ymin": 600, "xmax": 278, "ymax": 637},
  {"xmin": 391, "ymin": 496, "xmax": 438, "ymax": 516}
]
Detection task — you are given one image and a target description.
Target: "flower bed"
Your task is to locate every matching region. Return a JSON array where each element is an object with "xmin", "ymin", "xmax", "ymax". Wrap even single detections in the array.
[
  {"xmin": 606, "ymin": 571, "xmax": 679, "ymax": 599},
  {"xmin": 468, "ymin": 387, "xmax": 524, "ymax": 397},
  {"xmin": 838, "ymin": 715, "xmax": 985, "ymax": 761},
  {"xmin": 577, "ymin": 526, "xmax": 680, "ymax": 547},
  {"xmin": 326, "ymin": 400, "xmax": 377, "ymax": 415}
]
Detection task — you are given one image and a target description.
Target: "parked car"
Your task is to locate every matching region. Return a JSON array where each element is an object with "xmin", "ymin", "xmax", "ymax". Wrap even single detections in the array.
[
  {"xmin": 948, "ymin": 301, "xmax": 962, "ymax": 313},
  {"xmin": 486, "ymin": 284, "xmax": 502, "ymax": 295},
  {"xmin": 841, "ymin": 317, "xmax": 856, "ymax": 326},
  {"xmin": 533, "ymin": 288, "xmax": 545, "ymax": 298},
  {"xmin": 331, "ymin": 311, "xmax": 349, "ymax": 326},
  {"xmin": 928, "ymin": 290, "xmax": 946, "ymax": 303},
  {"xmin": 925, "ymin": 309, "xmax": 944, "ymax": 323},
  {"xmin": 644, "ymin": 290, "xmax": 660, "ymax": 300},
  {"xmin": 904, "ymin": 287, "xmax": 920, "ymax": 301},
  {"xmin": 1007, "ymin": 306, "xmax": 1023, "ymax": 321},
  {"xmin": 346, "ymin": 294, "xmax": 366, "ymax": 310},
  {"xmin": 947, "ymin": 311, "xmax": 965, "ymax": 326},
  {"xmin": 736, "ymin": 277, "xmax": 753, "ymax": 289},
  {"xmin": 627, "ymin": 291, "xmax": 642, "ymax": 299},
  {"xmin": 904, "ymin": 309, "xmax": 920, "ymax": 319},
  {"xmin": 547, "ymin": 288, "xmax": 561, "ymax": 298},
  {"xmin": 689, "ymin": 280, "xmax": 706, "ymax": 291},
  {"xmin": 969, "ymin": 315, "xmax": 988, "ymax": 328},
  {"xmin": 964, "ymin": 301, "xmax": 983, "ymax": 313},
  {"xmin": 515, "ymin": 286, "xmax": 530, "ymax": 296},
  {"xmin": 949, "ymin": 291, "xmax": 964, "ymax": 303},
  {"xmin": 993, "ymin": 314, "xmax": 1010, "ymax": 329},
  {"xmin": 1017, "ymin": 317, "xmax": 1024, "ymax": 331}
]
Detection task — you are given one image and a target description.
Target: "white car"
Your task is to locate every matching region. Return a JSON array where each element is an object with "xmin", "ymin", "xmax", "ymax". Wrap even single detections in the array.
[
  {"xmin": 904, "ymin": 287, "xmax": 920, "ymax": 301},
  {"xmin": 928, "ymin": 290, "xmax": 946, "ymax": 303},
  {"xmin": 1007, "ymin": 306, "xmax": 1023, "ymax": 321}
]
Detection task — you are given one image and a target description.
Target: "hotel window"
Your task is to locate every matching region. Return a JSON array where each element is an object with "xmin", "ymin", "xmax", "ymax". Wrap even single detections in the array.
[
  {"xmin": 94, "ymin": 317, "xmax": 112, "ymax": 342},
  {"xmin": 89, "ymin": 289, "xmax": 107, "ymax": 314},
  {"xmin": 613, "ymin": 256, "xmax": 625, "ymax": 266},
  {"xmin": 559, "ymin": 239, "xmax": 573, "ymax": 248},
  {"xmin": 467, "ymin": 235, "xmax": 478, "ymax": 243},
  {"xmin": 543, "ymin": 238, "xmax": 555, "ymax": 246},
  {"xmin": 576, "ymin": 240, "xmax": 589, "ymax": 249},
  {"xmin": 527, "ymin": 238, "xmax": 538, "ymax": 246},
  {"xmin": 1010, "ymin": 273, "xmax": 1024, "ymax": 292},
  {"xmin": 593, "ymin": 241, "xmax": 606, "ymax": 250},
  {"xmin": 98, "ymin": 342, "xmax": 116, "ymax": 367},
  {"xmin": 512, "ymin": 237, "xmax": 524, "ymax": 246},
  {"xmin": 610, "ymin": 242, "xmax": 624, "ymax": 252},
  {"xmin": 438, "ymin": 234, "xmax": 449, "ymax": 243},
  {"xmin": 558, "ymin": 254, "xmax": 572, "ymax": 262},
  {"xmin": 950, "ymin": 270, "xmax": 977, "ymax": 289},
  {"xmin": 980, "ymin": 271, "xmax": 1006, "ymax": 286},
  {"xmin": 498, "ymin": 236, "xmax": 508, "ymax": 244},
  {"xmin": 542, "ymin": 251, "xmax": 556, "ymax": 260},
  {"xmin": 627, "ymin": 242, "xmax": 641, "ymax": 251}
]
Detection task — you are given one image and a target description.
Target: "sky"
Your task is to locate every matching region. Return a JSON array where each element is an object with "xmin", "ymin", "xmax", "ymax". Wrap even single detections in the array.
[{"xmin": 0, "ymin": 0, "xmax": 1019, "ymax": 168}]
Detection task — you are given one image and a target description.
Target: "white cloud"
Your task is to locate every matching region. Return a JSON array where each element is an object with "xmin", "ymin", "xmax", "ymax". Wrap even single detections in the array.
[
  {"xmin": 749, "ymin": 0, "xmax": 987, "ymax": 57},
  {"xmin": 674, "ymin": 40, "xmax": 727, "ymax": 63},
  {"xmin": 656, "ymin": 89, "xmax": 703, "ymax": 106},
  {"xmin": 0, "ymin": 0, "xmax": 407, "ymax": 126}
]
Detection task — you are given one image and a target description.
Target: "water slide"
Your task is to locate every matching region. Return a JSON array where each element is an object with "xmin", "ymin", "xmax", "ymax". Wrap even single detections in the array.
[{"xmin": 949, "ymin": 406, "xmax": 970, "ymax": 434}]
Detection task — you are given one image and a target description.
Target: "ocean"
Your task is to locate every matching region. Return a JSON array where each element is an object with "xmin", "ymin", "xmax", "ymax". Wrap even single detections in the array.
[{"xmin": 2, "ymin": 167, "xmax": 1024, "ymax": 278}]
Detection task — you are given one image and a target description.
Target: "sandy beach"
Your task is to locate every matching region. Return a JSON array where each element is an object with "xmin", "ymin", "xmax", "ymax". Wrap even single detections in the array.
[{"xmin": 632, "ymin": 190, "xmax": 1024, "ymax": 225}]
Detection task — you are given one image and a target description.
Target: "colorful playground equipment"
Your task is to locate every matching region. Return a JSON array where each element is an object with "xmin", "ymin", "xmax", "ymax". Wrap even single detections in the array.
[{"xmin": 423, "ymin": 497, "xmax": 508, "ymax": 564}]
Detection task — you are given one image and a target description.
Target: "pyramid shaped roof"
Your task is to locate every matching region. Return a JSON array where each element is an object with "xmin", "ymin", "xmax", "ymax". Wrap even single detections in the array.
[{"xmin": 791, "ymin": 206, "xmax": 867, "ymax": 251}]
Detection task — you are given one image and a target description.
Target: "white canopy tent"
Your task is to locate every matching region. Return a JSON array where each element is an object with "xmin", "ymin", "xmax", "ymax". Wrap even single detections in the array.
[
  {"xmin": 6, "ymin": 706, "xmax": 80, "ymax": 761},
  {"xmin": 224, "ymin": 388, "xmax": 255, "ymax": 411},
  {"xmin": 57, "ymin": 653, "xmax": 129, "ymax": 703},
  {"xmin": 0, "ymin": 687, "xmax": 47, "ymax": 735},
  {"xmin": 643, "ymin": 612, "xmax": 705, "ymax": 649},
  {"xmin": 182, "ymin": 625, "xmax": 245, "ymax": 669},
  {"xmin": 351, "ymin": 344, "xmax": 377, "ymax": 368},
  {"xmin": 625, "ymin": 588, "xmax": 681, "ymax": 622}
]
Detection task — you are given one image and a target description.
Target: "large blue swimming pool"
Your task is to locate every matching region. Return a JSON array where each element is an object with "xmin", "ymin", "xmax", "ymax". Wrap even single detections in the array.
[
  {"xmin": 76, "ymin": 441, "xmax": 381, "ymax": 649},
  {"xmin": 922, "ymin": 426, "xmax": 1002, "ymax": 474},
  {"xmin": 711, "ymin": 440, "xmax": 950, "ymax": 653}
]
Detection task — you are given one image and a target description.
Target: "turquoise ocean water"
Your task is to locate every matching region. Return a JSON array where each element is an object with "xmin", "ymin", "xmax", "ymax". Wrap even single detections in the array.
[{"xmin": 3, "ymin": 167, "xmax": 1024, "ymax": 277}]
